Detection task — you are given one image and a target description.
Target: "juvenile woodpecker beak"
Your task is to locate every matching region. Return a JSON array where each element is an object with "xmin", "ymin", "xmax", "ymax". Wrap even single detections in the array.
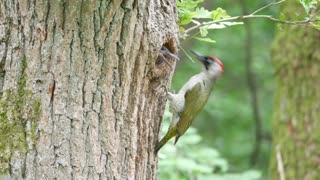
[{"xmin": 191, "ymin": 50, "xmax": 206, "ymax": 64}]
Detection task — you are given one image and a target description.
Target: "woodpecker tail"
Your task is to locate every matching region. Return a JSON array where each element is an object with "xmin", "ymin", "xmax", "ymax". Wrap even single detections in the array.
[
  {"xmin": 155, "ymin": 127, "xmax": 177, "ymax": 153},
  {"xmin": 174, "ymin": 135, "xmax": 181, "ymax": 145}
]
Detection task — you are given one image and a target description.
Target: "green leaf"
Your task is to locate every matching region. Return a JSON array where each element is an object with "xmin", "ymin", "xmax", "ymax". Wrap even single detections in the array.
[
  {"xmin": 194, "ymin": 7, "xmax": 212, "ymax": 19},
  {"xmin": 210, "ymin": 158, "xmax": 229, "ymax": 172},
  {"xmin": 177, "ymin": 0, "xmax": 203, "ymax": 10},
  {"xmin": 191, "ymin": 20, "xmax": 201, "ymax": 25},
  {"xmin": 205, "ymin": 23, "xmax": 226, "ymax": 29},
  {"xmin": 193, "ymin": 164, "xmax": 213, "ymax": 174},
  {"xmin": 311, "ymin": 22, "xmax": 320, "ymax": 30},
  {"xmin": 194, "ymin": 37, "xmax": 216, "ymax": 43},
  {"xmin": 180, "ymin": 12, "xmax": 194, "ymax": 25},
  {"xmin": 177, "ymin": 0, "xmax": 204, "ymax": 26},
  {"xmin": 203, "ymin": 21, "xmax": 243, "ymax": 30},
  {"xmin": 211, "ymin": 7, "xmax": 230, "ymax": 20},
  {"xmin": 298, "ymin": 0, "xmax": 318, "ymax": 14},
  {"xmin": 189, "ymin": 148, "xmax": 220, "ymax": 161},
  {"xmin": 196, "ymin": 170, "xmax": 262, "ymax": 180},
  {"xmin": 199, "ymin": 26, "xmax": 208, "ymax": 36},
  {"xmin": 176, "ymin": 157, "xmax": 212, "ymax": 174},
  {"xmin": 240, "ymin": 170, "xmax": 262, "ymax": 180},
  {"xmin": 176, "ymin": 157, "xmax": 199, "ymax": 172},
  {"xmin": 221, "ymin": 22, "xmax": 243, "ymax": 26}
]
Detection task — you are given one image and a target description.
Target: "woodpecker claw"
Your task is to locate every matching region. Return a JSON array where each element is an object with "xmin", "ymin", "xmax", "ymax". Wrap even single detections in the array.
[{"xmin": 167, "ymin": 89, "xmax": 175, "ymax": 94}]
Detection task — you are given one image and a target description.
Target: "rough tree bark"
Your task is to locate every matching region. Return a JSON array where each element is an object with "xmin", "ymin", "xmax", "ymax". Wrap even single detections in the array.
[
  {"xmin": 269, "ymin": 1, "xmax": 320, "ymax": 179},
  {"xmin": 0, "ymin": 0, "xmax": 179, "ymax": 179}
]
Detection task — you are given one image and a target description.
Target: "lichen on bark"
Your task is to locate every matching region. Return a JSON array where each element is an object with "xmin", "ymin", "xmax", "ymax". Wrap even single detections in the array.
[{"xmin": 0, "ymin": 56, "xmax": 41, "ymax": 173}]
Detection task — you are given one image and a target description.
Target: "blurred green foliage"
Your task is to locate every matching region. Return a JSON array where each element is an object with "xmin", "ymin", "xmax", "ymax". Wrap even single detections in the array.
[
  {"xmin": 178, "ymin": 0, "xmax": 275, "ymax": 169},
  {"xmin": 298, "ymin": 0, "xmax": 318, "ymax": 13},
  {"xmin": 177, "ymin": 0, "xmax": 242, "ymax": 42},
  {"xmin": 158, "ymin": 110, "xmax": 261, "ymax": 180},
  {"xmin": 159, "ymin": 0, "xmax": 278, "ymax": 179},
  {"xmin": 159, "ymin": 0, "xmax": 318, "ymax": 179}
]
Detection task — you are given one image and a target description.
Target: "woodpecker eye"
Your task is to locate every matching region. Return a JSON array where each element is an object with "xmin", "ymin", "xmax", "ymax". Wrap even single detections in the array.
[
  {"xmin": 206, "ymin": 57, "xmax": 216, "ymax": 64},
  {"xmin": 205, "ymin": 57, "xmax": 213, "ymax": 63}
]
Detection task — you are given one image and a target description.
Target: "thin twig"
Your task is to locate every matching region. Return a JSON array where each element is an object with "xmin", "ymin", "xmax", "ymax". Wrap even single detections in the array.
[
  {"xmin": 276, "ymin": 145, "xmax": 285, "ymax": 180},
  {"xmin": 250, "ymin": 0, "xmax": 286, "ymax": 15},
  {"xmin": 178, "ymin": 45, "xmax": 195, "ymax": 63},
  {"xmin": 184, "ymin": 0, "xmax": 320, "ymax": 34},
  {"xmin": 184, "ymin": 15, "xmax": 319, "ymax": 34},
  {"xmin": 180, "ymin": 31, "xmax": 200, "ymax": 45},
  {"xmin": 310, "ymin": 10, "xmax": 320, "ymax": 20}
]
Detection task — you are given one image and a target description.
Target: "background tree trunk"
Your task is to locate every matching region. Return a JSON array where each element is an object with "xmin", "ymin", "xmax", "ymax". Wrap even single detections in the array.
[
  {"xmin": 0, "ymin": 0, "xmax": 178, "ymax": 179},
  {"xmin": 269, "ymin": 1, "xmax": 320, "ymax": 179}
]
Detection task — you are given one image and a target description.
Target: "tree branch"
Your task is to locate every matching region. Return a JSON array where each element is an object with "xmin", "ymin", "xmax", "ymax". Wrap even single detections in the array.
[
  {"xmin": 250, "ymin": 0, "xmax": 286, "ymax": 15},
  {"xmin": 184, "ymin": 0, "xmax": 319, "ymax": 35},
  {"xmin": 185, "ymin": 14, "xmax": 319, "ymax": 34}
]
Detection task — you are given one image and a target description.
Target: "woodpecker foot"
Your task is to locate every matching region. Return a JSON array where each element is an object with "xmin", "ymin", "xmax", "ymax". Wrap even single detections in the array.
[
  {"xmin": 168, "ymin": 89, "xmax": 175, "ymax": 94},
  {"xmin": 167, "ymin": 90, "xmax": 176, "ymax": 101}
]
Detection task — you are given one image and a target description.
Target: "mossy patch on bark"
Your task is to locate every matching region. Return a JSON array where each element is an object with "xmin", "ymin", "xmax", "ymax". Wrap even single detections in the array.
[
  {"xmin": 0, "ymin": 56, "xmax": 41, "ymax": 173},
  {"xmin": 269, "ymin": 1, "xmax": 320, "ymax": 179}
]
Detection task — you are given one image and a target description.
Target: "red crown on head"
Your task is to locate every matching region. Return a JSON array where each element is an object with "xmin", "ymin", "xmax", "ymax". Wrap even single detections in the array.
[{"xmin": 208, "ymin": 56, "xmax": 224, "ymax": 72}]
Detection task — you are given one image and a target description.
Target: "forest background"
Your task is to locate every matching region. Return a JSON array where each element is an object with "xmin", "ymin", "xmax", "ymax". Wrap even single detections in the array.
[{"xmin": 158, "ymin": 0, "xmax": 319, "ymax": 179}]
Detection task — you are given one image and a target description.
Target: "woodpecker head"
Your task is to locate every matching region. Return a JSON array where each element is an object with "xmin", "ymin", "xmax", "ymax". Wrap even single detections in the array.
[{"xmin": 191, "ymin": 50, "xmax": 224, "ymax": 79}]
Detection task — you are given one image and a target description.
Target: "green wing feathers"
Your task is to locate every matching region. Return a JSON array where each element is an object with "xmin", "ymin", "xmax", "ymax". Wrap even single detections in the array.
[
  {"xmin": 156, "ymin": 82, "xmax": 208, "ymax": 152},
  {"xmin": 176, "ymin": 82, "xmax": 203, "ymax": 139}
]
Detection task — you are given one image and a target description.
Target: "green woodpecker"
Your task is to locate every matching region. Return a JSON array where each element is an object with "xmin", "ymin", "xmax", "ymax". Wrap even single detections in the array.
[{"xmin": 156, "ymin": 50, "xmax": 224, "ymax": 152}]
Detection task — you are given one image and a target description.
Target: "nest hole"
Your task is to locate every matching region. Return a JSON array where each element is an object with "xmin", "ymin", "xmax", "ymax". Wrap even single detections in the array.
[{"xmin": 156, "ymin": 38, "xmax": 178, "ymax": 66}]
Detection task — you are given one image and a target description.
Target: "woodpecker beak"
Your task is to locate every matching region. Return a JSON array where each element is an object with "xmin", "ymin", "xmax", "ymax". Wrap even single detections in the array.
[{"xmin": 191, "ymin": 50, "xmax": 206, "ymax": 64}]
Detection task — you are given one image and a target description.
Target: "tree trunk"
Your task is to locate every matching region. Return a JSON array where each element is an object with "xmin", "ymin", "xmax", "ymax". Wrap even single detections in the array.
[
  {"xmin": 0, "ymin": 0, "xmax": 179, "ymax": 179},
  {"xmin": 269, "ymin": 1, "xmax": 320, "ymax": 179}
]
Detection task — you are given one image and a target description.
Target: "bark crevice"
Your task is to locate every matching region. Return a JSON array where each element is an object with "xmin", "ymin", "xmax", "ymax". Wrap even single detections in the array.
[{"xmin": 0, "ymin": 0, "xmax": 179, "ymax": 179}]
